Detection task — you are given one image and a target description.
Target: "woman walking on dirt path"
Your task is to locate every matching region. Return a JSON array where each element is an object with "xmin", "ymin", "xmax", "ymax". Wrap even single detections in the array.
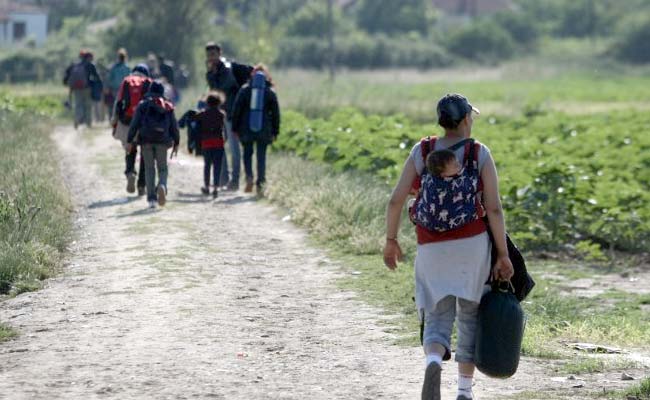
[{"xmin": 383, "ymin": 94, "xmax": 514, "ymax": 400}]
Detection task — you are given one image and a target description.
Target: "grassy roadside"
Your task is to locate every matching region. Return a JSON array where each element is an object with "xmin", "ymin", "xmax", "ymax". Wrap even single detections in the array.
[
  {"xmin": 265, "ymin": 152, "xmax": 650, "ymax": 369},
  {"xmin": 0, "ymin": 90, "xmax": 72, "ymax": 341}
]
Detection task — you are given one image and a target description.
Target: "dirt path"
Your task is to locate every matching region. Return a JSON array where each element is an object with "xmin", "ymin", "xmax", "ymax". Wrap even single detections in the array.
[{"xmin": 0, "ymin": 126, "xmax": 644, "ymax": 399}]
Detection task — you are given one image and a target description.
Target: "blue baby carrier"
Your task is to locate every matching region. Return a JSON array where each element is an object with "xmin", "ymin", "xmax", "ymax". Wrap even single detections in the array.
[
  {"xmin": 248, "ymin": 71, "xmax": 266, "ymax": 133},
  {"xmin": 411, "ymin": 138, "xmax": 480, "ymax": 232}
]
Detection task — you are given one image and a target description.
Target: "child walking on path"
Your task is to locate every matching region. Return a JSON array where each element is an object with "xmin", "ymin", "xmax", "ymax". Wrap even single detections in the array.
[
  {"xmin": 126, "ymin": 82, "xmax": 180, "ymax": 208},
  {"xmin": 383, "ymin": 94, "xmax": 514, "ymax": 400},
  {"xmin": 190, "ymin": 92, "xmax": 227, "ymax": 198}
]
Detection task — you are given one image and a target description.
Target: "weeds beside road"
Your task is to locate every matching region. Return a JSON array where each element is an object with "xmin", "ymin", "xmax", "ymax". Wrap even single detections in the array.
[{"xmin": 0, "ymin": 92, "xmax": 72, "ymax": 318}]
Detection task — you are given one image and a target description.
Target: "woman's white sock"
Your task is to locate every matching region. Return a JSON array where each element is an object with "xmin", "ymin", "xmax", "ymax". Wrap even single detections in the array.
[
  {"xmin": 425, "ymin": 353, "xmax": 443, "ymax": 367},
  {"xmin": 457, "ymin": 374, "xmax": 473, "ymax": 398}
]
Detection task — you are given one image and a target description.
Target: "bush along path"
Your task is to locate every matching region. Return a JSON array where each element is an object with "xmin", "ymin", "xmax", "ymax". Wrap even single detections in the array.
[{"xmin": 0, "ymin": 125, "xmax": 644, "ymax": 399}]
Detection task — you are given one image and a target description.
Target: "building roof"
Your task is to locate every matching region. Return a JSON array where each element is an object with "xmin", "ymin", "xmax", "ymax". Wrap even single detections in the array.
[{"xmin": 0, "ymin": 0, "xmax": 47, "ymax": 20}]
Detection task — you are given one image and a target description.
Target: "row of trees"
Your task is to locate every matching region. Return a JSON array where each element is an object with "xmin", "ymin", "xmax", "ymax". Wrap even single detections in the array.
[
  {"xmin": 2, "ymin": 0, "xmax": 650, "ymax": 83},
  {"xmin": 213, "ymin": 0, "xmax": 650, "ymax": 67}
]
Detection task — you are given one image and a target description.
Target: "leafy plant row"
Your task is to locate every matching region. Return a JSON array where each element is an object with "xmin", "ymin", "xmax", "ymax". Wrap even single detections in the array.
[{"xmin": 273, "ymin": 108, "xmax": 650, "ymax": 252}]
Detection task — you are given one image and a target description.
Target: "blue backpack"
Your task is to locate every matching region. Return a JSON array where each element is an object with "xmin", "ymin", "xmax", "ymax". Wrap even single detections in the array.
[
  {"xmin": 411, "ymin": 137, "xmax": 481, "ymax": 232},
  {"xmin": 248, "ymin": 71, "xmax": 266, "ymax": 133}
]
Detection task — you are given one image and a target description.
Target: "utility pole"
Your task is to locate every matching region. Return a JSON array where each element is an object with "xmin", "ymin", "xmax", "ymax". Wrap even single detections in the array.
[
  {"xmin": 327, "ymin": 0, "xmax": 335, "ymax": 81},
  {"xmin": 586, "ymin": 0, "xmax": 596, "ymax": 44}
]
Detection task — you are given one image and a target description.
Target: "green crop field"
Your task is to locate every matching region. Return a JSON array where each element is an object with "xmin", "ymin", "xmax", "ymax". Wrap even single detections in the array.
[{"xmin": 272, "ymin": 107, "xmax": 650, "ymax": 252}]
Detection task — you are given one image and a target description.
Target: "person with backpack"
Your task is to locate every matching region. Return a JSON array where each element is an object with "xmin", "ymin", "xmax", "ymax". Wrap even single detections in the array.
[
  {"xmin": 205, "ymin": 42, "xmax": 253, "ymax": 191},
  {"xmin": 383, "ymin": 94, "xmax": 514, "ymax": 400},
  {"xmin": 106, "ymin": 48, "xmax": 131, "ymax": 119},
  {"xmin": 63, "ymin": 50, "xmax": 102, "ymax": 129},
  {"xmin": 126, "ymin": 82, "xmax": 180, "ymax": 209},
  {"xmin": 231, "ymin": 64, "xmax": 280, "ymax": 195},
  {"xmin": 111, "ymin": 64, "xmax": 152, "ymax": 195}
]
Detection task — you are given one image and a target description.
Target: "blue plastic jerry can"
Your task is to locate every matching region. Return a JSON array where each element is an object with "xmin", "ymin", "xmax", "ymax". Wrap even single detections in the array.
[{"xmin": 249, "ymin": 71, "xmax": 266, "ymax": 133}]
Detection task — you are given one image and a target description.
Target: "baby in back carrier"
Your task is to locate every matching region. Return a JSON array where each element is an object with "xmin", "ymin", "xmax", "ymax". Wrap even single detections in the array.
[
  {"xmin": 426, "ymin": 149, "xmax": 461, "ymax": 178},
  {"xmin": 412, "ymin": 143, "xmax": 480, "ymax": 233}
]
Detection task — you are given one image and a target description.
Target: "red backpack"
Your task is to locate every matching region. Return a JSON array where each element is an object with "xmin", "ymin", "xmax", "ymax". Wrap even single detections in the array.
[
  {"xmin": 117, "ymin": 75, "xmax": 152, "ymax": 124},
  {"xmin": 68, "ymin": 62, "xmax": 89, "ymax": 90}
]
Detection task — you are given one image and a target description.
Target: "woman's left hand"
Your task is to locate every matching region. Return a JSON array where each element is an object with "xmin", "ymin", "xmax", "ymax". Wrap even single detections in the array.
[{"xmin": 492, "ymin": 255, "xmax": 514, "ymax": 281}]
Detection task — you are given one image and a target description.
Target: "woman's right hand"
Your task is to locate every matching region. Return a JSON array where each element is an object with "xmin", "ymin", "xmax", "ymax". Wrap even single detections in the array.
[
  {"xmin": 383, "ymin": 239, "xmax": 403, "ymax": 270},
  {"xmin": 492, "ymin": 255, "xmax": 514, "ymax": 281}
]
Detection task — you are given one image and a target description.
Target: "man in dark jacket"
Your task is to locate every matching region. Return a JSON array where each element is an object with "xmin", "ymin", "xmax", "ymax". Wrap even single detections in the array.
[
  {"xmin": 205, "ymin": 42, "xmax": 253, "ymax": 191},
  {"xmin": 63, "ymin": 50, "xmax": 102, "ymax": 129},
  {"xmin": 231, "ymin": 66, "xmax": 280, "ymax": 195},
  {"xmin": 127, "ymin": 82, "xmax": 180, "ymax": 208}
]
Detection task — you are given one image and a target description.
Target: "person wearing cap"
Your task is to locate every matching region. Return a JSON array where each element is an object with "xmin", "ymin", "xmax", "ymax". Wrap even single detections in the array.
[
  {"xmin": 126, "ymin": 81, "xmax": 180, "ymax": 208},
  {"xmin": 383, "ymin": 94, "xmax": 514, "ymax": 400},
  {"xmin": 63, "ymin": 50, "xmax": 102, "ymax": 129},
  {"xmin": 112, "ymin": 64, "xmax": 153, "ymax": 195}
]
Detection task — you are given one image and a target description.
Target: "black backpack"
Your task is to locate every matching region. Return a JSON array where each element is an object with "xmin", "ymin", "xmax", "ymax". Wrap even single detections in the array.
[
  {"xmin": 474, "ymin": 223, "xmax": 533, "ymax": 378},
  {"xmin": 140, "ymin": 102, "xmax": 170, "ymax": 143},
  {"xmin": 474, "ymin": 281, "xmax": 525, "ymax": 378}
]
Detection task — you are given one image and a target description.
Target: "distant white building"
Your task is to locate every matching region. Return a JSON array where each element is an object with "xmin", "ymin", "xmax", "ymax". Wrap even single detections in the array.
[{"xmin": 0, "ymin": 1, "xmax": 47, "ymax": 47}]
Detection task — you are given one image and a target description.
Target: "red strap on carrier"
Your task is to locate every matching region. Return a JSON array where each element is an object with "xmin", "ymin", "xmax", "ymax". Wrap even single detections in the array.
[{"xmin": 409, "ymin": 136, "xmax": 437, "ymax": 194}]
